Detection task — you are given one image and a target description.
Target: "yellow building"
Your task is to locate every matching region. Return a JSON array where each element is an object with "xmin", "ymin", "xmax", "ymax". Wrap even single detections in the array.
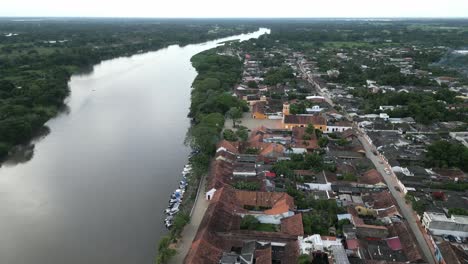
[
  {"xmin": 282, "ymin": 114, "xmax": 327, "ymax": 132},
  {"xmin": 252, "ymin": 102, "xmax": 267, "ymax": 119}
]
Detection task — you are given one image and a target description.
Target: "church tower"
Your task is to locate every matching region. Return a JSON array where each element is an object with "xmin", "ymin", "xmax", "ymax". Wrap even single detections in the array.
[{"xmin": 282, "ymin": 102, "xmax": 290, "ymax": 116}]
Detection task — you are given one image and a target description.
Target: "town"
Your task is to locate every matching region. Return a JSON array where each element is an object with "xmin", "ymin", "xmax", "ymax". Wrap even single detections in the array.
[{"xmin": 174, "ymin": 22, "xmax": 468, "ymax": 264}]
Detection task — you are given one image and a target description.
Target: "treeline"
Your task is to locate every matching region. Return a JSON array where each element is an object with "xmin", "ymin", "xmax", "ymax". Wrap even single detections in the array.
[
  {"xmin": 0, "ymin": 20, "xmax": 256, "ymax": 160},
  {"xmin": 265, "ymin": 20, "xmax": 468, "ymax": 47}
]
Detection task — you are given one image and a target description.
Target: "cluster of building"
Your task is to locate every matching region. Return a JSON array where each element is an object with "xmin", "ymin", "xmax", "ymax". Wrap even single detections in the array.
[
  {"xmin": 291, "ymin": 43, "xmax": 468, "ymax": 262},
  {"xmin": 180, "ymin": 43, "xmax": 468, "ymax": 263}
]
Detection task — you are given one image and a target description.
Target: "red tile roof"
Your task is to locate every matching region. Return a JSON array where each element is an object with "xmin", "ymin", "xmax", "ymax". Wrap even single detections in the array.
[
  {"xmin": 185, "ymin": 186, "xmax": 301, "ymax": 263},
  {"xmin": 217, "ymin": 140, "xmax": 239, "ymax": 154},
  {"xmin": 255, "ymin": 247, "xmax": 272, "ymax": 264},
  {"xmin": 364, "ymin": 191, "xmax": 396, "ymax": 209},
  {"xmin": 388, "ymin": 222, "xmax": 423, "ymax": 262},
  {"xmin": 360, "ymin": 169, "xmax": 385, "ymax": 185},
  {"xmin": 235, "ymin": 190, "xmax": 295, "ymax": 213},
  {"xmin": 437, "ymin": 240, "xmax": 468, "ymax": 264},
  {"xmin": 259, "ymin": 143, "xmax": 285, "ymax": 158},
  {"xmin": 252, "ymin": 101, "xmax": 267, "ymax": 114},
  {"xmin": 284, "ymin": 115, "xmax": 326, "ymax": 125},
  {"xmin": 280, "ymin": 214, "xmax": 304, "ymax": 236},
  {"xmin": 184, "ymin": 239, "xmax": 224, "ymax": 264},
  {"xmin": 346, "ymin": 238, "xmax": 360, "ymax": 250}
]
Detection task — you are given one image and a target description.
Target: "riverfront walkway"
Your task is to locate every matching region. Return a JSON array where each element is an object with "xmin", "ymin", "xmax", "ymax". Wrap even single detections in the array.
[{"xmin": 168, "ymin": 174, "xmax": 209, "ymax": 264}]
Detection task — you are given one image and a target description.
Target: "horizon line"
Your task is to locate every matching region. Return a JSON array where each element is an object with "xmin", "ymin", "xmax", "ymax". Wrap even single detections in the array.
[{"xmin": 1, "ymin": 16, "xmax": 468, "ymax": 20}]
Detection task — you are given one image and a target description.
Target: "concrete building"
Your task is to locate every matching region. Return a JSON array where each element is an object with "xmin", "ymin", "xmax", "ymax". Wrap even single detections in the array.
[{"xmin": 422, "ymin": 212, "xmax": 468, "ymax": 238}]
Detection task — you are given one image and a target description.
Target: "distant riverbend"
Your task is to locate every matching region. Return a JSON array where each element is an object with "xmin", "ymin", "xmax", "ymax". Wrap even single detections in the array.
[{"xmin": 0, "ymin": 28, "xmax": 269, "ymax": 264}]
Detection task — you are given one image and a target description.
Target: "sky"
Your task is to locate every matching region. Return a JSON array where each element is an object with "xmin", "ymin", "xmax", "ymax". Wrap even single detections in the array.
[{"xmin": 1, "ymin": 0, "xmax": 468, "ymax": 18}]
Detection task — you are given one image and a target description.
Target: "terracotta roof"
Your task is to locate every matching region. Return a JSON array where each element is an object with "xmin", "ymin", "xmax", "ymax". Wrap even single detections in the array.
[
  {"xmin": 252, "ymin": 101, "xmax": 267, "ymax": 114},
  {"xmin": 437, "ymin": 241, "xmax": 468, "ymax": 264},
  {"xmin": 208, "ymin": 159, "xmax": 234, "ymax": 189},
  {"xmin": 184, "ymin": 238, "xmax": 224, "ymax": 264},
  {"xmin": 254, "ymin": 247, "xmax": 272, "ymax": 264},
  {"xmin": 280, "ymin": 214, "xmax": 304, "ymax": 236},
  {"xmin": 259, "ymin": 143, "xmax": 285, "ymax": 158},
  {"xmin": 356, "ymin": 223, "xmax": 388, "ymax": 230},
  {"xmin": 284, "ymin": 115, "xmax": 326, "ymax": 125},
  {"xmin": 388, "ymin": 222, "xmax": 423, "ymax": 262},
  {"xmin": 378, "ymin": 206, "xmax": 400, "ymax": 218},
  {"xmin": 363, "ymin": 191, "xmax": 396, "ymax": 209},
  {"xmin": 292, "ymin": 127, "xmax": 317, "ymax": 140},
  {"xmin": 347, "ymin": 207, "xmax": 365, "ymax": 226},
  {"xmin": 360, "ymin": 169, "xmax": 385, "ymax": 185},
  {"xmin": 185, "ymin": 186, "xmax": 301, "ymax": 263},
  {"xmin": 342, "ymin": 129, "xmax": 357, "ymax": 139},
  {"xmin": 346, "ymin": 238, "xmax": 360, "ymax": 250},
  {"xmin": 217, "ymin": 140, "xmax": 239, "ymax": 154},
  {"xmin": 335, "ymin": 121, "xmax": 353, "ymax": 126},
  {"xmin": 235, "ymin": 190, "xmax": 295, "ymax": 212}
]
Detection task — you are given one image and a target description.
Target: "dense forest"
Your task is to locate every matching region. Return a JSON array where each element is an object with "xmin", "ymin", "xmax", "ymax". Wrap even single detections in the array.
[{"xmin": 0, "ymin": 18, "xmax": 256, "ymax": 160}]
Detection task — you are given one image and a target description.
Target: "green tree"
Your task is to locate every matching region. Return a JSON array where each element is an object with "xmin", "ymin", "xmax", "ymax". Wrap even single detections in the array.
[
  {"xmin": 318, "ymin": 137, "xmax": 329, "ymax": 148},
  {"xmin": 240, "ymin": 215, "xmax": 260, "ymax": 230},
  {"xmin": 226, "ymin": 107, "xmax": 243, "ymax": 128},
  {"xmin": 235, "ymin": 127, "xmax": 249, "ymax": 141},
  {"xmin": 247, "ymin": 80, "xmax": 258, "ymax": 88},
  {"xmin": 298, "ymin": 254, "xmax": 312, "ymax": 264},
  {"xmin": 223, "ymin": 129, "xmax": 238, "ymax": 141}
]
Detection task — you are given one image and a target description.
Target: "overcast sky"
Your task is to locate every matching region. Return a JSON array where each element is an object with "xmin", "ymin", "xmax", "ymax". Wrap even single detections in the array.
[{"xmin": 1, "ymin": 0, "xmax": 468, "ymax": 18}]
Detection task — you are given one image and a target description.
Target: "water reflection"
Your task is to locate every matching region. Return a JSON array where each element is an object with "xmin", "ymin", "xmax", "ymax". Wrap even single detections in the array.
[
  {"xmin": 2, "ymin": 126, "xmax": 51, "ymax": 167},
  {"xmin": 0, "ymin": 28, "xmax": 269, "ymax": 264}
]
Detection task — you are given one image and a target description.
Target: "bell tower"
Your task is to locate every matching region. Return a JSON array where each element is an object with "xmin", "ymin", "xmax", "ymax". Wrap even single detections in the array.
[{"xmin": 282, "ymin": 103, "xmax": 290, "ymax": 116}]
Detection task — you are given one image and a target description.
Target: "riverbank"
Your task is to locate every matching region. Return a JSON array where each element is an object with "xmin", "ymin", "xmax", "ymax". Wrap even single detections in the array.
[
  {"xmin": 0, "ymin": 20, "xmax": 257, "ymax": 163},
  {"xmin": 156, "ymin": 30, "xmax": 271, "ymax": 263},
  {"xmin": 155, "ymin": 46, "xmax": 248, "ymax": 264},
  {"xmin": 0, "ymin": 27, "xmax": 268, "ymax": 264}
]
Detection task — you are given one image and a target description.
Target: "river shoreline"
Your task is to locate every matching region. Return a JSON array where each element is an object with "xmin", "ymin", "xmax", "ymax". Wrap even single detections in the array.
[
  {"xmin": 157, "ymin": 28, "xmax": 270, "ymax": 263},
  {"xmin": 0, "ymin": 28, "xmax": 269, "ymax": 264}
]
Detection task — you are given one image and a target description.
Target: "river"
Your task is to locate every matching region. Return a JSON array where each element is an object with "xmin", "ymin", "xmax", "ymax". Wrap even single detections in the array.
[{"xmin": 0, "ymin": 28, "xmax": 269, "ymax": 264}]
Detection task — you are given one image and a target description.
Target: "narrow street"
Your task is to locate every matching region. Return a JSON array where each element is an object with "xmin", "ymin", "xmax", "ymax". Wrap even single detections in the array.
[{"xmin": 358, "ymin": 135, "xmax": 436, "ymax": 264}]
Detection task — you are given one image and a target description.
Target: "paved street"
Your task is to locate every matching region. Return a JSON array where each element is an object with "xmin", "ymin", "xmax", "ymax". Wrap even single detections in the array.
[
  {"xmin": 300, "ymin": 60, "xmax": 436, "ymax": 264},
  {"xmin": 358, "ymin": 135, "xmax": 436, "ymax": 264},
  {"xmin": 168, "ymin": 175, "xmax": 209, "ymax": 264}
]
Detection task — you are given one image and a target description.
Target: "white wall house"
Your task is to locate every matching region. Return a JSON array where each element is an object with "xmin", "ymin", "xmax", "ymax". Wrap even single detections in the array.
[{"xmin": 422, "ymin": 212, "xmax": 468, "ymax": 238}]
